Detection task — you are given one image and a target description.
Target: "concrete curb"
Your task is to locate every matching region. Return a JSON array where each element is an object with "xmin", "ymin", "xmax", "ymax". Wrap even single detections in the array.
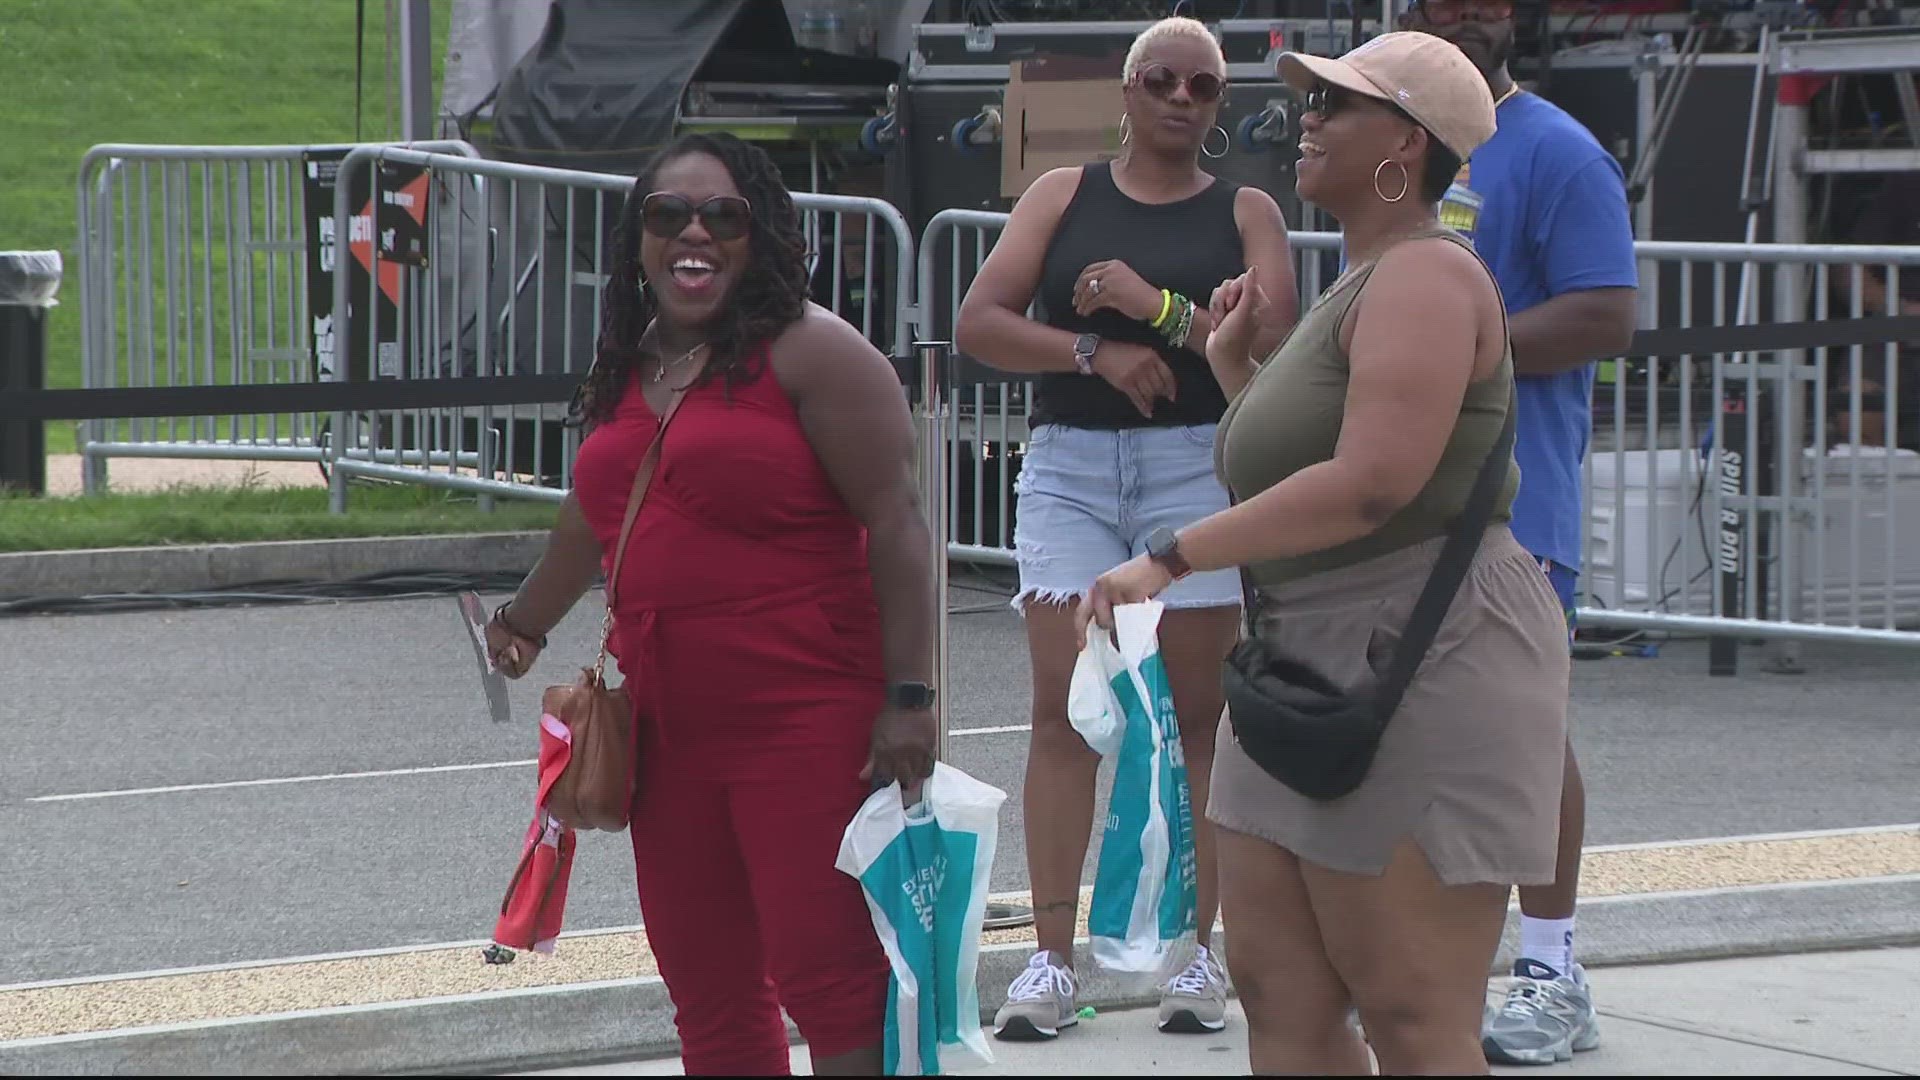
[
  {"xmin": 3, "ymin": 874, "xmax": 1916, "ymax": 1076},
  {"xmin": 0, "ymin": 532, "xmax": 547, "ymax": 598}
]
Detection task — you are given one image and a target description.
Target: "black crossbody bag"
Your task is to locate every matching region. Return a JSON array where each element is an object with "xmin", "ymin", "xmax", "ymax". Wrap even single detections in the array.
[{"xmin": 1221, "ymin": 389, "xmax": 1516, "ymax": 802}]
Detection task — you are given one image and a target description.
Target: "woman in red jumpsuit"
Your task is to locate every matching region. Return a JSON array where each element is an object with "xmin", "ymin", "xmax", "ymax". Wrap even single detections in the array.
[{"xmin": 482, "ymin": 132, "xmax": 939, "ymax": 1076}]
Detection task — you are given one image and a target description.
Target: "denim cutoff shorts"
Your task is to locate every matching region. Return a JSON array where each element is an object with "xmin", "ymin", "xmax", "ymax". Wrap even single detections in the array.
[{"xmin": 1010, "ymin": 422, "xmax": 1242, "ymax": 612}]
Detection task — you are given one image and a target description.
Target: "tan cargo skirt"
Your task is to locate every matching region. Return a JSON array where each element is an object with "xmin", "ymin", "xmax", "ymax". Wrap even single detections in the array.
[{"xmin": 1208, "ymin": 526, "xmax": 1570, "ymax": 886}]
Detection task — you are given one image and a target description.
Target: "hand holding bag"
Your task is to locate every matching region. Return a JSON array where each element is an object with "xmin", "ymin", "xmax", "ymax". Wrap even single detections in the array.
[
  {"xmin": 836, "ymin": 762, "xmax": 1008, "ymax": 1075},
  {"xmin": 542, "ymin": 369, "xmax": 701, "ymax": 832},
  {"xmin": 1221, "ymin": 389, "xmax": 1515, "ymax": 802}
]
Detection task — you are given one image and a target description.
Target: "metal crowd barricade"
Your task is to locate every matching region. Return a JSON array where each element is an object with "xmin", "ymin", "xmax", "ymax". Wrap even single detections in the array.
[
  {"xmin": 73, "ymin": 141, "xmax": 479, "ymax": 495},
  {"xmin": 913, "ymin": 208, "xmax": 1340, "ymax": 567},
  {"xmin": 916, "ymin": 209, "xmax": 1920, "ymax": 649},
  {"xmin": 1582, "ymin": 239, "xmax": 1920, "ymax": 650},
  {"xmin": 324, "ymin": 146, "xmax": 919, "ymax": 512}
]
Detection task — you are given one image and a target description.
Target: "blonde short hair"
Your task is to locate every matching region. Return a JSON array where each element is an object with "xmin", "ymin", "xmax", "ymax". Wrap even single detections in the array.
[{"xmin": 1122, "ymin": 16, "xmax": 1226, "ymax": 83}]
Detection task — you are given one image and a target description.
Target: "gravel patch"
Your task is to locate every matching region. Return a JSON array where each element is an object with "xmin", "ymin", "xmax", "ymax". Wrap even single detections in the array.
[
  {"xmin": 42, "ymin": 454, "xmax": 325, "ymax": 497},
  {"xmin": 1581, "ymin": 831, "xmax": 1920, "ymax": 896}
]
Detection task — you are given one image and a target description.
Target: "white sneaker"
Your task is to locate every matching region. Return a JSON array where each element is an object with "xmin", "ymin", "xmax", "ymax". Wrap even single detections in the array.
[
  {"xmin": 993, "ymin": 951, "xmax": 1079, "ymax": 1041},
  {"xmin": 1158, "ymin": 944, "xmax": 1229, "ymax": 1033}
]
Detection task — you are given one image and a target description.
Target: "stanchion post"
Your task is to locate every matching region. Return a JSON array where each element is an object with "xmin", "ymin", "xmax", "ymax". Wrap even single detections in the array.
[
  {"xmin": 917, "ymin": 338, "xmax": 1033, "ymax": 931},
  {"xmin": 916, "ymin": 340, "xmax": 952, "ymax": 763}
]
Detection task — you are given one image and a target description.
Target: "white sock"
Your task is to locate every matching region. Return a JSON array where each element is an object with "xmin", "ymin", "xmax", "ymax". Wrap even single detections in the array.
[{"xmin": 1518, "ymin": 915, "xmax": 1575, "ymax": 976}]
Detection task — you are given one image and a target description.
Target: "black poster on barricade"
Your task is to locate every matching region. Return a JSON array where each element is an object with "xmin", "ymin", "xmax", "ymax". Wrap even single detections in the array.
[{"xmin": 301, "ymin": 150, "xmax": 431, "ymax": 384}]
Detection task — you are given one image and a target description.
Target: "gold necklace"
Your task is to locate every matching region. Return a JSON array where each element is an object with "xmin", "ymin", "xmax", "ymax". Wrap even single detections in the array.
[
  {"xmin": 1494, "ymin": 83, "xmax": 1522, "ymax": 107},
  {"xmin": 651, "ymin": 342, "xmax": 709, "ymax": 383}
]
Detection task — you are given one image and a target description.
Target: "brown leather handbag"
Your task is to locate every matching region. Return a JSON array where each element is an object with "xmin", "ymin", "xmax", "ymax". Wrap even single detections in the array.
[{"xmin": 541, "ymin": 371, "xmax": 699, "ymax": 832}]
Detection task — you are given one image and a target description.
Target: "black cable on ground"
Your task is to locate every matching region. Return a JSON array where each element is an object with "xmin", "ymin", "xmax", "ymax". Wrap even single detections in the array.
[
  {"xmin": 0, "ymin": 562, "xmax": 1028, "ymax": 620},
  {"xmin": 0, "ymin": 568, "xmax": 530, "ymax": 617}
]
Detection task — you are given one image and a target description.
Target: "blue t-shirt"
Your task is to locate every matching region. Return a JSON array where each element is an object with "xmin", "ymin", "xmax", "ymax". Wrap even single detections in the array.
[{"xmin": 1439, "ymin": 92, "xmax": 1639, "ymax": 572}]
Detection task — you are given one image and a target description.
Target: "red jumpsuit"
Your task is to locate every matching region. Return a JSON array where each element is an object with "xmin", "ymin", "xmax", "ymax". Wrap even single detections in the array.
[{"xmin": 571, "ymin": 346, "xmax": 890, "ymax": 1075}]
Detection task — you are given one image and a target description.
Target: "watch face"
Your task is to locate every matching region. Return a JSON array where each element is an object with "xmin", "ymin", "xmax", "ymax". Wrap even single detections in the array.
[{"xmin": 891, "ymin": 682, "xmax": 936, "ymax": 709}]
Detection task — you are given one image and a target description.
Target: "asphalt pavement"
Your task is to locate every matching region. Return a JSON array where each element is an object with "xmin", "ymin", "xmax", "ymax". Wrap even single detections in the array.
[{"xmin": 3, "ymin": 577, "xmax": 1918, "ymax": 987}]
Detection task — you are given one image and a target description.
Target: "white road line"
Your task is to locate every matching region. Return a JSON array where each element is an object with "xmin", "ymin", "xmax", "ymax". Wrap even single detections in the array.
[
  {"xmin": 23, "ymin": 760, "xmax": 537, "ymax": 803},
  {"xmin": 949, "ymin": 723, "xmax": 1030, "ymax": 737},
  {"xmin": 21, "ymin": 727, "xmax": 1032, "ymax": 804}
]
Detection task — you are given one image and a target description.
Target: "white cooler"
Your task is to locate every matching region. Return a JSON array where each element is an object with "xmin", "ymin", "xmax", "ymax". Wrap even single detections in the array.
[{"xmin": 1582, "ymin": 445, "xmax": 1920, "ymax": 629}]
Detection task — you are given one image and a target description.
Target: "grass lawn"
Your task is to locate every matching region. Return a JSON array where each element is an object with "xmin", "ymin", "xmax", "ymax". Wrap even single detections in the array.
[
  {"xmin": 0, "ymin": 481, "xmax": 556, "ymax": 553},
  {"xmin": 1, "ymin": 0, "xmax": 451, "ymax": 457}
]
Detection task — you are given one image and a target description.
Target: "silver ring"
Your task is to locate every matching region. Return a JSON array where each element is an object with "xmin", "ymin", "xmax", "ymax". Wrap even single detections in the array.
[{"xmin": 1089, "ymin": 278, "xmax": 1102, "ymax": 294}]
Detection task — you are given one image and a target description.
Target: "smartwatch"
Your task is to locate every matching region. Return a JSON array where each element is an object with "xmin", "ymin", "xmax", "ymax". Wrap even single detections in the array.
[
  {"xmin": 887, "ymin": 681, "xmax": 938, "ymax": 710},
  {"xmin": 1145, "ymin": 527, "xmax": 1193, "ymax": 581},
  {"xmin": 1072, "ymin": 332, "xmax": 1100, "ymax": 376}
]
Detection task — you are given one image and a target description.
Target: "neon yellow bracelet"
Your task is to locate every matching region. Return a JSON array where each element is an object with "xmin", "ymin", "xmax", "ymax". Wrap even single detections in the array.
[{"xmin": 1151, "ymin": 288, "xmax": 1172, "ymax": 328}]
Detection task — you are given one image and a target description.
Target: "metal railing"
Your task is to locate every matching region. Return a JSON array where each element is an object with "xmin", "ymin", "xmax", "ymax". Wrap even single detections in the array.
[
  {"xmin": 73, "ymin": 144, "xmax": 1920, "ymax": 651},
  {"xmin": 321, "ymin": 145, "xmax": 918, "ymax": 511},
  {"xmin": 1583, "ymin": 240, "xmax": 1920, "ymax": 652},
  {"xmin": 914, "ymin": 210, "xmax": 1920, "ymax": 648},
  {"xmin": 74, "ymin": 141, "xmax": 480, "ymax": 494}
]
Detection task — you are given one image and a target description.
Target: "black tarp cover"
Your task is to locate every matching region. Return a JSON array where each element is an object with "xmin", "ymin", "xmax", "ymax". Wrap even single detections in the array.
[{"xmin": 490, "ymin": 0, "xmax": 761, "ymax": 171}]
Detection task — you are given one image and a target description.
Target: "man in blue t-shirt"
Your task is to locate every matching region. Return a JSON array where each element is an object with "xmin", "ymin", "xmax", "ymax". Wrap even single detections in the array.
[{"xmin": 1401, "ymin": 0, "xmax": 1638, "ymax": 1067}]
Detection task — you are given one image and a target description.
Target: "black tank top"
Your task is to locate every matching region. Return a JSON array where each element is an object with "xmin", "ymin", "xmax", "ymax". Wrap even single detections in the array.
[{"xmin": 1033, "ymin": 162, "xmax": 1246, "ymax": 429}]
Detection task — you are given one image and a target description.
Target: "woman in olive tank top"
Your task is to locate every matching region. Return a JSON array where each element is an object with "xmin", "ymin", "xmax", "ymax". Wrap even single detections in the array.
[{"xmin": 1075, "ymin": 34, "xmax": 1572, "ymax": 1075}]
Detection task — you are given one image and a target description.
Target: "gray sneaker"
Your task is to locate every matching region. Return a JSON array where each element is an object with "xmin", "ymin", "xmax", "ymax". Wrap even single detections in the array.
[
  {"xmin": 993, "ymin": 951, "xmax": 1079, "ymax": 1041},
  {"xmin": 1158, "ymin": 944, "xmax": 1229, "ymax": 1033},
  {"xmin": 1482, "ymin": 958, "xmax": 1601, "ymax": 1065}
]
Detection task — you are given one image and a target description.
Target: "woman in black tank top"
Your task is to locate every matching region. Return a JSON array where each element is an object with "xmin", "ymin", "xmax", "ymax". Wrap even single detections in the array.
[{"xmin": 954, "ymin": 15, "xmax": 1300, "ymax": 1042}]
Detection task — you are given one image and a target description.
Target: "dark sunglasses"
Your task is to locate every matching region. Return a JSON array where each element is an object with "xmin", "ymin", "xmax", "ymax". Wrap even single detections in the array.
[
  {"xmin": 1305, "ymin": 83, "xmax": 1412, "ymax": 123},
  {"xmin": 1304, "ymin": 84, "xmax": 1350, "ymax": 118},
  {"xmin": 1413, "ymin": 0, "xmax": 1514, "ymax": 24},
  {"xmin": 640, "ymin": 193, "xmax": 753, "ymax": 241},
  {"xmin": 1134, "ymin": 63, "xmax": 1226, "ymax": 104}
]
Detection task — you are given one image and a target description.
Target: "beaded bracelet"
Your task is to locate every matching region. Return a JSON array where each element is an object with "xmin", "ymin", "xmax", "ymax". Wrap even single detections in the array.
[
  {"xmin": 1162, "ymin": 293, "xmax": 1196, "ymax": 350},
  {"xmin": 1155, "ymin": 291, "xmax": 1186, "ymax": 338}
]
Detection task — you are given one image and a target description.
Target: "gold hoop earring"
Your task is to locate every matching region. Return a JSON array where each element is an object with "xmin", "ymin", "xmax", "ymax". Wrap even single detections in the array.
[
  {"xmin": 1201, "ymin": 125, "xmax": 1230, "ymax": 159},
  {"xmin": 1118, "ymin": 113, "xmax": 1133, "ymax": 146},
  {"xmin": 1374, "ymin": 159, "xmax": 1411, "ymax": 204}
]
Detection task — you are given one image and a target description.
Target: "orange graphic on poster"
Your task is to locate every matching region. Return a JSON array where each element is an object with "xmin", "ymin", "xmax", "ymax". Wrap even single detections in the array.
[{"xmin": 348, "ymin": 171, "xmax": 431, "ymax": 305}]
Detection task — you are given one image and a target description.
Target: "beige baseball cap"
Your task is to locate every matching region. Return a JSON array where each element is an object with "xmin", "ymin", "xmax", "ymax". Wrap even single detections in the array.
[{"xmin": 1276, "ymin": 31, "xmax": 1497, "ymax": 160}]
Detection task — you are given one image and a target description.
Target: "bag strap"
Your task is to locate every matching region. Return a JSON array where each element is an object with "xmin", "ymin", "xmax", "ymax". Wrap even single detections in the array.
[
  {"xmin": 592, "ymin": 356, "xmax": 706, "ymax": 677},
  {"xmin": 1365, "ymin": 385, "xmax": 1515, "ymax": 721}
]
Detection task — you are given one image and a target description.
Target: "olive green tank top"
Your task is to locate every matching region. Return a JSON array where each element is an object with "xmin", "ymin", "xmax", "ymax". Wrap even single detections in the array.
[{"xmin": 1214, "ymin": 227, "xmax": 1519, "ymax": 590}]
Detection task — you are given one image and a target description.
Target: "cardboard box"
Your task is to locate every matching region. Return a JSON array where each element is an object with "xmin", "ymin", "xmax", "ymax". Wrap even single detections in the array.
[{"xmin": 1000, "ymin": 53, "xmax": 1127, "ymax": 199}]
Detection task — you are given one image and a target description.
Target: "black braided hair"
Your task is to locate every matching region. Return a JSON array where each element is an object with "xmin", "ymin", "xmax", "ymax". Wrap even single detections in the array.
[{"xmin": 568, "ymin": 133, "xmax": 810, "ymax": 427}]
